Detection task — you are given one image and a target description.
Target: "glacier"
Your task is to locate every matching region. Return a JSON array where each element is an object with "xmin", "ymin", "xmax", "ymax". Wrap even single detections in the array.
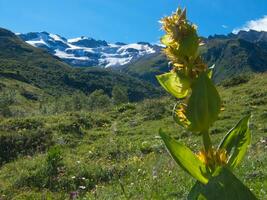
[{"xmin": 17, "ymin": 32, "xmax": 160, "ymax": 68}]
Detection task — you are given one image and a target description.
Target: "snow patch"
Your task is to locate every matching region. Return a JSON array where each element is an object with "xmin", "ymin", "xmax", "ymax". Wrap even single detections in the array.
[
  {"xmin": 100, "ymin": 57, "xmax": 133, "ymax": 68},
  {"xmin": 68, "ymin": 37, "xmax": 88, "ymax": 43},
  {"xmin": 26, "ymin": 39, "xmax": 48, "ymax": 47},
  {"xmin": 55, "ymin": 50, "xmax": 89, "ymax": 61},
  {"xmin": 118, "ymin": 43, "xmax": 155, "ymax": 55},
  {"xmin": 49, "ymin": 34, "xmax": 65, "ymax": 42}
]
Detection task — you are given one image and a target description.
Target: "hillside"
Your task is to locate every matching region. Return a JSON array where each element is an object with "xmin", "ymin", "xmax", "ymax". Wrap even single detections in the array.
[
  {"xmin": 202, "ymin": 37, "xmax": 267, "ymax": 82},
  {"xmin": 0, "ymin": 28, "xmax": 160, "ymax": 102},
  {"xmin": 118, "ymin": 53, "xmax": 169, "ymax": 85},
  {"xmin": 0, "ymin": 72, "xmax": 266, "ymax": 199},
  {"xmin": 121, "ymin": 30, "xmax": 267, "ymax": 84}
]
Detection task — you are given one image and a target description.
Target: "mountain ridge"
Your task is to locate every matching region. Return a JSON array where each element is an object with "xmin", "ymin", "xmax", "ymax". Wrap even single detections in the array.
[
  {"xmin": 18, "ymin": 29, "xmax": 267, "ymax": 68},
  {"xmin": 17, "ymin": 31, "xmax": 161, "ymax": 68},
  {"xmin": 120, "ymin": 30, "xmax": 267, "ymax": 84},
  {"xmin": 11, "ymin": 28, "xmax": 267, "ymax": 85}
]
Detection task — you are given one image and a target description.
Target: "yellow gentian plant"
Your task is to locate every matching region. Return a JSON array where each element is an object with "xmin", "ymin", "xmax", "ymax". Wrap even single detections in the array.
[{"xmin": 157, "ymin": 8, "xmax": 257, "ymax": 200}]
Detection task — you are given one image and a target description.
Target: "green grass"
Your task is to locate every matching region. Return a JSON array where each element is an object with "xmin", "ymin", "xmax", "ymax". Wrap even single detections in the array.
[{"xmin": 0, "ymin": 73, "xmax": 266, "ymax": 199}]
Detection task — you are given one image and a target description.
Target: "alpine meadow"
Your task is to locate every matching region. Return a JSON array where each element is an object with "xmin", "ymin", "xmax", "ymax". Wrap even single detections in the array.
[{"xmin": 0, "ymin": 1, "xmax": 266, "ymax": 200}]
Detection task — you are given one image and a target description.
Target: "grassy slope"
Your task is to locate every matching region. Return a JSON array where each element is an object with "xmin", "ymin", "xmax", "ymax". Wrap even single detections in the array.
[
  {"xmin": 0, "ymin": 73, "xmax": 266, "ymax": 199},
  {"xmin": 0, "ymin": 77, "xmax": 49, "ymax": 116},
  {"xmin": 121, "ymin": 53, "xmax": 169, "ymax": 85}
]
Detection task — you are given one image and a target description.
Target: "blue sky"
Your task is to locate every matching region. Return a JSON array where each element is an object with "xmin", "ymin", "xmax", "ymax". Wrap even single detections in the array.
[{"xmin": 0, "ymin": 0, "xmax": 267, "ymax": 43}]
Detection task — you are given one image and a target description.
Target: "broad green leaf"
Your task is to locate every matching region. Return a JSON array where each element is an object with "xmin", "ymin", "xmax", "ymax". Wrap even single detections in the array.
[
  {"xmin": 186, "ymin": 72, "xmax": 221, "ymax": 132},
  {"xmin": 218, "ymin": 115, "xmax": 251, "ymax": 169},
  {"xmin": 159, "ymin": 129, "xmax": 208, "ymax": 184},
  {"xmin": 156, "ymin": 71, "xmax": 190, "ymax": 99},
  {"xmin": 188, "ymin": 168, "xmax": 257, "ymax": 200}
]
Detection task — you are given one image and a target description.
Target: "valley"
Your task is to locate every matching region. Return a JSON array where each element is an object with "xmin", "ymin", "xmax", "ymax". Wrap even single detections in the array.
[{"xmin": 0, "ymin": 27, "xmax": 266, "ymax": 199}]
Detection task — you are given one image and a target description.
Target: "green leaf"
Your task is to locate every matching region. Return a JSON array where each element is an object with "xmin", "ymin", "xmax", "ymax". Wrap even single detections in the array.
[
  {"xmin": 178, "ymin": 26, "xmax": 199, "ymax": 59},
  {"xmin": 186, "ymin": 72, "xmax": 221, "ymax": 132},
  {"xmin": 218, "ymin": 115, "xmax": 251, "ymax": 169},
  {"xmin": 188, "ymin": 168, "xmax": 257, "ymax": 200},
  {"xmin": 156, "ymin": 71, "xmax": 190, "ymax": 99},
  {"xmin": 159, "ymin": 129, "xmax": 208, "ymax": 184}
]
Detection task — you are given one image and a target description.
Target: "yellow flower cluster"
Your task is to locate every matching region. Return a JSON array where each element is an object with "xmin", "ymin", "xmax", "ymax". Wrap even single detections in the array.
[
  {"xmin": 197, "ymin": 148, "xmax": 228, "ymax": 170},
  {"xmin": 173, "ymin": 103, "xmax": 190, "ymax": 127},
  {"xmin": 159, "ymin": 8, "xmax": 221, "ymax": 133},
  {"xmin": 160, "ymin": 8, "xmax": 207, "ymax": 79}
]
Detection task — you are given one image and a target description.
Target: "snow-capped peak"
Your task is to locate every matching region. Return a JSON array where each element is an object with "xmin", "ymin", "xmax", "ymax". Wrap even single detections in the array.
[
  {"xmin": 18, "ymin": 32, "xmax": 161, "ymax": 68},
  {"xmin": 49, "ymin": 33, "xmax": 67, "ymax": 42},
  {"xmin": 68, "ymin": 36, "xmax": 89, "ymax": 43}
]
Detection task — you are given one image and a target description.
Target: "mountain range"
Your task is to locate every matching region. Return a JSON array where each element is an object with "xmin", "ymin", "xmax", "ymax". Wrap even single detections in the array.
[
  {"xmin": 121, "ymin": 30, "xmax": 267, "ymax": 84},
  {"xmin": 1, "ymin": 27, "xmax": 267, "ymax": 105},
  {"xmin": 202, "ymin": 31, "xmax": 267, "ymax": 82},
  {"xmin": 18, "ymin": 32, "xmax": 161, "ymax": 68},
  {"xmin": 0, "ymin": 28, "xmax": 160, "ymax": 102},
  {"xmin": 18, "ymin": 30, "xmax": 267, "ymax": 84}
]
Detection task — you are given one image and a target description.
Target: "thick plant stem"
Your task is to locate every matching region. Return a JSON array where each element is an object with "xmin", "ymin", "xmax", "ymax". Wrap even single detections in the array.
[{"xmin": 202, "ymin": 130, "xmax": 212, "ymax": 152}]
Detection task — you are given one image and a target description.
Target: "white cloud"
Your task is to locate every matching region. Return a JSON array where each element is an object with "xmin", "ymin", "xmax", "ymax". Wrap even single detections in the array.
[
  {"xmin": 233, "ymin": 16, "xmax": 267, "ymax": 34},
  {"xmin": 222, "ymin": 25, "xmax": 228, "ymax": 29}
]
